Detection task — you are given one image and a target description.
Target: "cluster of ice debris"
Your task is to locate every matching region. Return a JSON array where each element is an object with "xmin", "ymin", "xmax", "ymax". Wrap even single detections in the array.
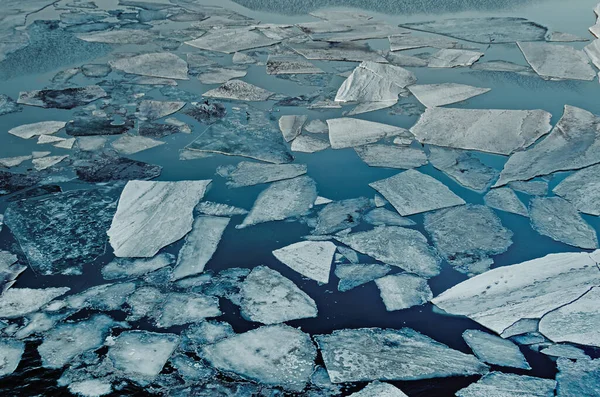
[{"xmin": 0, "ymin": 0, "xmax": 599, "ymax": 396}]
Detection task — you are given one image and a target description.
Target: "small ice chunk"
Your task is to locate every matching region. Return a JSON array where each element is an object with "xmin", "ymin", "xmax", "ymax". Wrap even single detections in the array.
[
  {"xmin": 530, "ymin": 197, "xmax": 598, "ymax": 249},
  {"xmin": 185, "ymin": 28, "xmax": 279, "ymax": 54},
  {"xmin": 327, "ymin": 118, "xmax": 411, "ymax": 149},
  {"xmin": 0, "ymin": 339, "xmax": 24, "ymax": 376},
  {"xmin": 108, "ymin": 180, "xmax": 211, "ymax": 258},
  {"xmin": 312, "ymin": 197, "xmax": 373, "ymax": 235},
  {"xmin": 375, "ymin": 273, "xmax": 433, "ymax": 311},
  {"xmin": 355, "ymin": 144, "xmax": 427, "ymax": 169},
  {"xmin": 0, "ymin": 288, "xmax": 69, "ymax": 318},
  {"xmin": 109, "ymin": 53, "xmax": 188, "ymax": 80},
  {"xmin": 37, "ymin": 135, "xmax": 66, "ymax": 145},
  {"xmin": 456, "ymin": 372, "xmax": 555, "ymax": 397},
  {"xmin": 136, "ymin": 100, "xmax": 185, "ymax": 120},
  {"xmin": 389, "ymin": 34, "xmax": 458, "ymax": 51},
  {"xmin": 32, "ymin": 155, "xmax": 69, "ymax": 171},
  {"xmin": 387, "ymin": 52, "xmax": 429, "ymax": 67},
  {"xmin": 349, "ymin": 382, "xmax": 409, "ymax": 397},
  {"xmin": 463, "ymin": 329, "xmax": 531, "ymax": 369},
  {"xmin": 541, "ymin": 344, "xmax": 588, "ymax": 359},
  {"xmin": 239, "ymin": 265, "xmax": 317, "ymax": 324},
  {"xmin": 111, "ymin": 135, "xmax": 164, "ymax": 155},
  {"xmin": 408, "ymin": 83, "xmax": 490, "ymax": 108},
  {"xmin": 218, "ymin": 162, "xmax": 307, "ymax": 188},
  {"xmin": 518, "ymin": 41, "xmax": 596, "ymax": 81},
  {"xmin": 272, "ymin": 241, "xmax": 336, "ymax": 284},
  {"xmin": 76, "ymin": 136, "xmax": 107, "ymax": 151},
  {"xmin": 370, "ymin": 169, "xmax": 465, "ymax": 216},
  {"xmin": 510, "ymin": 180, "xmax": 548, "ymax": 196},
  {"xmin": 0, "ymin": 156, "xmax": 31, "ymax": 168},
  {"xmin": 102, "ymin": 253, "xmax": 175, "ymax": 280},
  {"xmin": 125, "ymin": 286, "xmax": 164, "ymax": 321},
  {"xmin": 314, "ymin": 196, "xmax": 333, "ymax": 205},
  {"xmin": 183, "ymin": 321, "xmax": 234, "ymax": 347},
  {"xmin": 335, "ymin": 226, "xmax": 441, "ymax": 278},
  {"xmin": 335, "ymin": 263, "xmax": 392, "ymax": 292},
  {"xmin": 428, "ymin": 49, "xmax": 484, "ymax": 68},
  {"xmin": 279, "ymin": 115, "xmax": 307, "ymax": 142},
  {"xmin": 484, "ymin": 188, "xmax": 528, "ymax": 217},
  {"xmin": 238, "ymin": 175, "xmax": 317, "ymax": 228},
  {"xmin": 196, "ymin": 201, "xmax": 248, "ymax": 216},
  {"xmin": 553, "ymin": 163, "xmax": 600, "ymax": 215},
  {"xmin": 428, "ymin": 147, "xmax": 498, "ymax": 192},
  {"xmin": 172, "ymin": 216, "xmax": 230, "ymax": 280},
  {"xmin": 0, "ymin": 95, "xmax": 21, "ymax": 116},
  {"xmin": 291, "ymin": 134, "xmax": 330, "ymax": 153},
  {"xmin": 556, "ymin": 357, "xmax": 600, "ymax": 397},
  {"xmin": 304, "ymin": 119, "xmax": 329, "ymax": 134},
  {"xmin": 365, "ymin": 208, "xmax": 416, "ymax": 227},
  {"xmin": 203, "ymin": 79, "xmax": 273, "ymax": 102},
  {"xmin": 201, "ymin": 325, "xmax": 316, "ymax": 392},
  {"xmin": 232, "ymin": 52, "xmax": 256, "ymax": 64},
  {"xmin": 66, "ymin": 283, "xmax": 135, "ymax": 311},
  {"xmin": 346, "ymin": 100, "xmax": 398, "ymax": 116},
  {"xmin": 68, "ymin": 379, "xmax": 112, "ymax": 397},
  {"xmin": 547, "ymin": 31, "xmax": 588, "ymax": 42},
  {"xmin": 424, "ymin": 205, "xmax": 513, "ymax": 275},
  {"xmin": 289, "ymin": 40, "xmax": 388, "ymax": 63},
  {"xmin": 154, "ymin": 293, "xmax": 221, "ymax": 328},
  {"xmin": 0, "ymin": 251, "xmax": 26, "ymax": 293},
  {"xmin": 198, "ymin": 68, "xmax": 247, "ymax": 84},
  {"xmin": 8, "ymin": 121, "xmax": 66, "ymax": 139},
  {"xmin": 77, "ymin": 29, "xmax": 155, "ymax": 44}
]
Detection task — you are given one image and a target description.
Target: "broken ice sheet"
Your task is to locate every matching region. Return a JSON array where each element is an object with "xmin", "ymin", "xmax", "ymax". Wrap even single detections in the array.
[
  {"xmin": 17, "ymin": 86, "xmax": 107, "ymax": 109},
  {"xmin": 289, "ymin": 40, "xmax": 388, "ymax": 63},
  {"xmin": 266, "ymin": 55, "xmax": 324, "ymax": 75},
  {"xmin": 108, "ymin": 180, "xmax": 211, "ymax": 258},
  {"xmin": 335, "ymin": 263, "xmax": 392, "ymax": 292},
  {"xmin": 0, "ymin": 339, "xmax": 25, "ymax": 377},
  {"xmin": 32, "ymin": 155, "xmax": 69, "ymax": 171},
  {"xmin": 408, "ymin": 83, "xmax": 490, "ymax": 108},
  {"xmin": 455, "ymin": 372, "xmax": 555, "ymax": 397},
  {"xmin": 431, "ymin": 250, "xmax": 600, "ymax": 334},
  {"xmin": 365, "ymin": 208, "xmax": 416, "ymax": 227},
  {"xmin": 185, "ymin": 28, "xmax": 279, "ymax": 53},
  {"xmin": 411, "ymin": 108, "xmax": 552, "ymax": 155},
  {"xmin": 195, "ymin": 201, "xmax": 248, "ymax": 216},
  {"xmin": 530, "ymin": 197, "xmax": 598, "ymax": 249},
  {"xmin": 291, "ymin": 134, "xmax": 330, "ymax": 153},
  {"xmin": 66, "ymin": 116, "xmax": 134, "ymax": 137},
  {"xmin": 428, "ymin": 147, "xmax": 499, "ymax": 192},
  {"xmin": 509, "ymin": 180, "xmax": 548, "ymax": 196},
  {"xmin": 355, "ymin": 144, "xmax": 427, "ymax": 169},
  {"xmin": 0, "ymin": 170, "xmax": 41, "ymax": 196},
  {"xmin": 540, "ymin": 344, "xmax": 588, "ymax": 360},
  {"xmin": 272, "ymin": 241, "xmax": 336, "ymax": 284},
  {"xmin": 335, "ymin": 226, "xmax": 441, "ymax": 278},
  {"xmin": 0, "ymin": 251, "xmax": 26, "ymax": 294},
  {"xmin": 102, "ymin": 253, "xmax": 175, "ymax": 280},
  {"xmin": 389, "ymin": 34, "xmax": 458, "ymax": 51},
  {"xmin": 65, "ymin": 282, "xmax": 135, "ymax": 312},
  {"xmin": 0, "ymin": 288, "xmax": 70, "ymax": 319},
  {"xmin": 428, "ymin": 49, "xmax": 484, "ymax": 68},
  {"xmin": 154, "ymin": 293, "xmax": 221, "ymax": 328},
  {"xmin": 8, "ymin": 121, "xmax": 66, "ymax": 139},
  {"xmin": 518, "ymin": 41, "xmax": 596, "ymax": 80},
  {"xmin": 5, "ymin": 189, "xmax": 117, "ymax": 275},
  {"xmin": 203, "ymin": 79, "xmax": 274, "ymax": 102},
  {"xmin": 111, "ymin": 135, "xmax": 164, "ymax": 155},
  {"xmin": 172, "ymin": 216, "xmax": 229, "ymax": 280},
  {"xmin": 462, "ymin": 329, "xmax": 531, "ymax": 369},
  {"xmin": 370, "ymin": 169, "xmax": 465, "ymax": 216},
  {"xmin": 327, "ymin": 118, "xmax": 411, "ymax": 149},
  {"xmin": 198, "ymin": 68, "xmax": 247, "ymax": 84},
  {"xmin": 315, "ymin": 328, "xmax": 488, "ymax": 383},
  {"xmin": 470, "ymin": 60, "xmax": 535, "ymax": 74},
  {"xmin": 425, "ymin": 205, "xmax": 513, "ymax": 276},
  {"xmin": 401, "ymin": 17, "xmax": 548, "ymax": 44},
  {"xmin": 279, "ymin": 115, "xmax": 307, "ymax": 142},
  {"xmin": 484, "ymin": 188, "xmax": 528, "ymax": 217},
  {"xmin": 555, "ymin": 357, "xmax": 600, "ymax": 397},
  {"xmin": 553, "ymin": 163, "xmax": 600, "ymax": 215},
  {"xmin": 136, "ymin": 100, "xmax": 185, "ymax": 120},
  {"xmin": 76, "ymin": 29, "xmax": 156, "ymax": 44},
  {"xmin": 74, "ymin": 153, "xmax": 162, "ymax": 183},
  {"xmin": 238, "ymin": 175, "xmax": 317, "ymax": 228},
  {"xmin": 375, "ymin": 273, "xmax": 433, "ymax": 311},
  {"xmin": 217, "ymin": 161, "xmax": 307, "ymax": 188},
  {"xmin": 109, "ymin": 52, "xmax": 189, "ymax": 80},
  {"xmin": 238, "ymin": 265, "xmax": 317, "ymax": 324},
  {"xmin": 312, "ymin": 197, "xmax": 373, "ymax": 235},
  {"xmin": 0, "ymin": 95, "xmax": 21, "ymax": 116}
]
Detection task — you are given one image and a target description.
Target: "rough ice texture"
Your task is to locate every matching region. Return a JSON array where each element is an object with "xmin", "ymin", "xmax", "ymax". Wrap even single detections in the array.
[
  {"xmin": 428, "ymin": 49, "xmax": 484, "ymax": 67},
  {"xmin": 137, "ymin": 100, "xmax": 185, "ymax": 120},
  {"xmin": 201, "ymin": 325, "xmax": 316, "ymax": 392},
  {"xmin": 154, "ymin": 293, "xmax": 221, "ymax": 328},
  {"xmin": 217, "ymin": 162, "xmax": 307, "ymax": 188},
  {"xmin": 484, "ymin": 188, "xmax": 528, "ymax": 217},
  {"xmin": 456, "ymin": 372, "xmax": 555, "ymax": 397},
  {"xmin": 8, "ymin": 120, "xmax": 66, "ymax": 139},
  {"xmin": 239, "ymin": 265, "xmax": 317, "ymax": 324},
  {"xmin": 185, "ymin": 28, "xmax": 279, "ymax": 53},
  {"xmin": 279, "ymin": 115, "xmax": 306, "ymax": 142},
  {"xmin": 74, "ymin": 154, "xmax": 161, "ymax": 183},
  {"xmin": 428, "ymin": 147, "xmax": 499, "ymax": 192},
  {"xmin": 66, "ymin": 282, "xmax": 135, "ymax": 312},
  {"xmin": 172, "ymin": 216, "xmax": 230, "ymax": 280},
  {"xmin": 408, "ymin": 83, "xmax": 490, "ymax": 107},
  {"xmin": 556, "ymin": 357, "xmax": 600, "ymax": 397},
  {"xmin": 401, "ymin": 17, "xmax": 548, "ymax": 43},
  {"xmin": 425, "ymin": 205, "xmax": 513, "ymax": 275},
  {"xmin": 518, "ymin": 41, "xmax": 596, "ymax": 81},
  {"xmin": 102, "ymin": 253, "xmax": 175, "ymax": 280},
  {"xmin": 365, "ymin": 208, "xmax": 416, "ymax": 227},
  {"xmin": 312, "ymin": 197, "xmax": 373, "ymax": 235},
  {"xmin": 0, "ymin": 287, "xmax": 69, "ymax": 318},
  {"xmin": 411, "ymin": 108, "xmax": 552, "ymax": 155},
  {"xmin": 5, "ymin": 189, "xmax": 117, "ymax": 275},
  {"xmin": 238, "ymin": 176, "xmax": 317, "ymax": 228},
  {"xmin": 497, "ymin": 106, "xmax": 600, "ymax": 186},
  {"xmin": 68, "ymin": 379, "xmax": 112, "ymax": 397},
  {"xmin": 349, "ymin": 382, "xmax": 409, "ymax": 397},
  {"xmin": 335, "ymin": 226, "xmax": 441, "ymax": 278},
  {"xmin": 553, "ymin": 163, "xmax": 600, "ymax": 215},
  {"xmin": 266, "ymin": 55, "xmax": 323, "ymax": 74},
  {"xmin": 462, "ymin": 329, "xmax": 530, "ymax": 369},
  {"xmin": 375, "ymin": 273, "xmax": 433, "ymax": 311},
  {"xmin": 196, "ymin": 201, "xmax": 248, "ymax": 216},
  {"xmin": 108, "ymin": 180, "xmax": 211, "ymax": 258},
  {"xmin": 327, "ymin": 118, "xmax": 410, "ymax": 149},
  {"xmin": 272, "ymin": 241, "xmax": 336, "ymax": 284},
  {"xmin": 17, "ymin": 86, "xmax": 107, "ymax": 109},
  {"xmin": 109, "ymin": 52, "xmax": 189, "ymax": 80},
  {"xmin": 315, "ymin": 328, "xmax": 488, "ymax": 383},
  {"xmin": 77, "ymin": 29, "xmax": 155, "ymax": 44},
  {"xmin": 431, "ymin": 250, "xmax": 600, "ymax": 334},
  {"xmin": 585, "ymin": 39, "xmax": 600, "ymax": 69},
  {"xmin": 108, "ymin": 331, "xmax": 179, "ymax": 384},
  {"xmin": 203, "ymin": 79, "xmax": 273, "ymax": 101},
  {"xmin": 0, "ymin": 95, "xmax": 21, "ymax": 116},
  {"xmin": 0, "ymin": 339, "xmax": 24, "ymax": 376},
  {"xmin": 289, "ymin": 40, "xmax": 388, "ymax": 63},
  {"xmin": 355, "ymin": 144, "xmax": 427, "ymax": 169},
  {"xmin": 370, "ymin": 169, "xmax": 465, "ymax": 216},
  {"xmin": 335, "ymin": 263, "xmax": 392, "ymax": 292},
  {"xmin": 529, "ymin": 197, "xmax": 598, "ymax": 249},
  {"xmin": 539, "ymin": 287, "xmax": 600, "ymax": 347}
]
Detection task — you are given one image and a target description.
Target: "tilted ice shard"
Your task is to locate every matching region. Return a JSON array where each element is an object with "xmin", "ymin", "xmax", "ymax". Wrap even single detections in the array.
[
  {"xmin": 328, "ymin": 118, "xmax": 411, "ymax": 149},
  {"xmin": 0, "ymin": 339, "xmax": 25, "ymax": 377},
  {"xmin": 185, "ymin": 28, "xmax": 279, "ymax": 53},
  {"xmin": 272, "ymin": 241, "xmax": 336, "ymax": 284},
  {"xmin": 555, "ymin": 357, "xmax": 600, "ymax": 397},
  {"xmin": 349, "ymin": 381, "xmax": 409, "ymax": 397},
  {"xmin": 428, "ymin": 49, "xmax": 484, "ymax": 68},
  {"xmin": 217, "ymin": 162, "xmax": 307, "ymax": 188},
  {"xmin": 553, "ymin": 163, "xmax": 600, "ymax": 216},
  {"xmin": 0, "ymin": 288, "xmax": 70, "ymax": 318},
  {"xmin": 102, "ymin": 253, "xmax": 175, "ymax": 280},
  {"xmin": 203, "ymin": 79, "xmax": 274, "ymax": 101},
  {"xmin": 428, "ymin": 147, "xmax": 499, "ymax": 192},
  {"xmin": 335, "ymin": 263, "xmax": 392, "ymax": 292},
  {"xmin": 408, "ymin": 83, "xmax": 490, "ymax": 108},
  {"xmin": 484, "ymin": 188, "xmax": 528, "ymax": 217},
  {"xmin": 462, "ymin": 329, "xmax": 531, "ymax": 369},
  {"xmin": 375, "ymin": 273, "xmax": 433, "ymax": 311},
  {"xmin": 518, "ymin": 41, "xmax": 596, "ymax": 81},
  {"xmin": 355, "ymin": 144, "xmax": 427, "ymax": 169},
  {"xmin": 109, "ymin": 52, "xmax": 189, "ymax": 80},
  {"xmin": 153, "ymin": 293, "xmax": 221, "ymax": 328}
]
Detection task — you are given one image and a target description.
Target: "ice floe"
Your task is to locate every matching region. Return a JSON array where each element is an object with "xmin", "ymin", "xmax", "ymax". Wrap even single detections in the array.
[
  {"xmin": 327, "ymin": 118, "xmax": 411, "ymax": 149},
  {"xmin": 509, "ymin": 180, "xmax": 549, "ymax": 196},
  {"xmin": 291, "ymin": 134, "xmax": 330, "ymax": 153},
  {"xmin": 272, "ymin": 241, "xmax": 336, "ymax": 284},
  {"xmin": 136, "ymin": 100, "xmax": 185, "ymax": 120},
  {"xmin": 456, "ymin": 372, "xmax": 555, "ymax": 397},
  {"xmin": 154, "ymin": 292, "xmax": 221, "ymax": 327},
  {"xmin": 428, "ymin": 49, "xmax": 484, "ymax": 68},
  {"xmin": 556, "ymin": 357, "xmax": 600, "ymax": 397},
  {"xmin": 0, "ymin": 95, "xmax": 21, "ymax": 116},
  {"xmin": 111, "ymin": 135, "xmax": 164, "ymax": 155},
  {"xmin": 195, "ymin": 201, "xmax": 248, "ymax": 216},
  {"xmin": 8, "ymin": 121, "xmax": 66, "ymax": 139},
  {"xmin": 349, "ymin": 382, "xmax": 409, "ymax": 397},
  {"xmin": 364, "ymin": 208, "xmax": 416, "ymax": 227},
  {"xmin": 389, "ymin": 34, "xmax": 458, "ymax": 51},
  {"xmin": 518, "ymin": 41, "xmax": 596, "ymax": 80},
  {"xmin": 198, "ymin": 68, "xmax": 247, "ymax": 84},
  {"xmin": 484, "ymin": 188, "xmax": 528, "ymax": 217},
  {"xmin": 66, "ymin": 282, "xmax": 135, "ymax": 311},
  {"xmin": 0, "ymin": 339, "xmax": 24, "ymax": 377},
  {"xmin": 375, "ymin": 273, "xmax": 433, "ymax": 311},
  {"xmin": 355, "ymin": 144, "xmax": 427, "ymax": 169},
  {"xmin": 266, "ymin": 55, "xmax": 324, "ymax": 74},
  {"xmin": 0, "ymin": 287, "xmax": 70, "ymax": 318},
  {"xmin": 289, "ymin": 40, "xmax": 388, "ymax": 63},
  {"xmin": 109, "ymin": 52, "xmax": 189, "ymax": 80},
  {"xmin": 17, "ymin": 85, "xmax": 107, "ymax": 109},
  {"xmin": 462, "ymin": 329, "xmax": 530, "ymax": 369},
  {"xmin": 312, "ymin": 197, "xmax": 373, "ymax": 235},
  {"xmin": 408, "ymin": 83, "xmax": 490, "ymax": 107},
  {"xmin": 0, "ymin": 251, "xmax": 25, "ymax": 293},
  {"xmin": 203, "ymin": 79, "xmax": 274, "ymax": 101},
  {"xmin": 335, "ymin": 263, "xmax": 391, "ymax": 292},
  {"xmin": 540, "ymin": 344, "xmax": 588, "ymax": 360},
  {"xmin": 279, "ymin": 115, "xmax": 307, "ymax": 142},
  {"xmin": 108, "ymin": 180, "xmax": 211, "ymax": 257},
  {"xmin": 428, "ymin": 147, "xmax": 499, "ymax": 192},
  {"xmin": 553, "ymin": 163, "xmax": 600, "ymax": 215},
  {"xmin": 185, "ymin": 28, "xmax": 279, "ymax": 53},
  {"xmin": 102, "ymin": 253, "xmax": 175, "ymax": 280}
]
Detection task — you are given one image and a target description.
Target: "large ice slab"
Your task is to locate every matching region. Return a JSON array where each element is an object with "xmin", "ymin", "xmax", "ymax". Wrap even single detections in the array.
[
  {"xmin": 109, "ymin": 53, "xmax": 188, "ymax": 80},
  {"xmin": 556, "ymin": 357, "xmax": 600, "ymax": 397},
  {"xmin": 203, "ymin": 79, "xmax": 274, "ymax": 101},
  {"xmin": 462, "ymin": 329, "xmax": 530, "ymax": 369},
  {"xmin": 428, "ymin": 49, "xmax": 483, "ymax": 68},
  {"xmin": 272, "ymin": 241, "xmax": 336, "ymax": 284},
  {"xmin": 517, "ymin": 42, "xmax": 596, "ymax": 80},
  {"xmin": 335, "ymin": 226, "xmax": 441, "ymax": 278},
  {"xmin": 529, "ymin": 197, "xmax": 598, "ymax": 249},
  {"xmin": 408, "ymin": 83, "xmax": 490, "ymax": 107},
  {"xmin": 316, "ymin": 328, "xmax": 488, "ymax": 383},
  {"xmin": 108, "ymin": 180, "xmax": 211, "ymax": 258},
  {"xmin": 553, "ymin": 163, "xmax": 600, "ymax": 215},
  {"xmin": 428, "ymin": 147, "xmax": 499, "ymax": 192},
  {"xmin": 484, "ymin": 188, "xmax": 528, "ymax": 217},
  {"xmin": 335, "ymin": 263, "xmax": 392, "ymax": 292},
  {"xmin": 172, "ymin": 216, "xmax": 229, "ymax": 280},
  {"xmin": 238, "ymin": 176, "xmax": 317, "ymax": 228},
  {"xmin": 431, "ymin": 250, "xmax": 600, "ymax": 334},
  {"xmin": 0, "ymin": 339, "xmax": 24, "ymax": 377},
  {"xmin": 239, "ymin": 265, "xmax": 317, "ymax": 324},
  {"xmin": 328, "ymin": 118, "xmax": 410, "ymax": 149},
  {"xmin": 5, "ymin": 189, "xmax": 117, "ymax": 275},
  {"xmin": 456, "ymin": 372, "xmax": 556, "ymax": 397},
  {"xmin": 102, "ymin": 253, "xmax": 175, "ymax": 280},
  {"xmin": 154, "ymin": 293, "xmax": 221, "ymax": 328},
  {"xmin": 8, "ymin": 121, "xmax": 66, "ymax": 139},
  {"xmin": 0, "ymin": 287, "xmax": 69, "ymax": 318},
  {"xmin": 411, "ymin": 108, "xmax": 552, "ymax": 155},
  {"xmin": 185, "ymin": 28, "xmax": 279, "ymax": 53},
  {"xmin": 496, "ymin": 106, "xmax": 600, "ymax": 186},
  {"xmin": 370, "ymin": 169, "xmax": 465, "ymax": 216},
  {"xmin": 539, "ymin": 287, "xmax": 600, "ymax": 347},
  {"xmin": 278, "ymin": 115, "xmax": 306, "ymax": 142},
  {"xmin": 375, "ymin": 273, "xmax": 433, "ymax": 311},
  {"xmin": 17, "ymin": 86, "xmax": 107, "ymax": 109},
  {"xmin": 217, "ymin": 162, "xmax": 307, "ymax": 188},
  {"xmin": 355, "ymin": 144, "xmax": 427, "ymax": 169},
  {"xmin": 201, "ymin": 325, "xmax": 316, "ymax": 392}
]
